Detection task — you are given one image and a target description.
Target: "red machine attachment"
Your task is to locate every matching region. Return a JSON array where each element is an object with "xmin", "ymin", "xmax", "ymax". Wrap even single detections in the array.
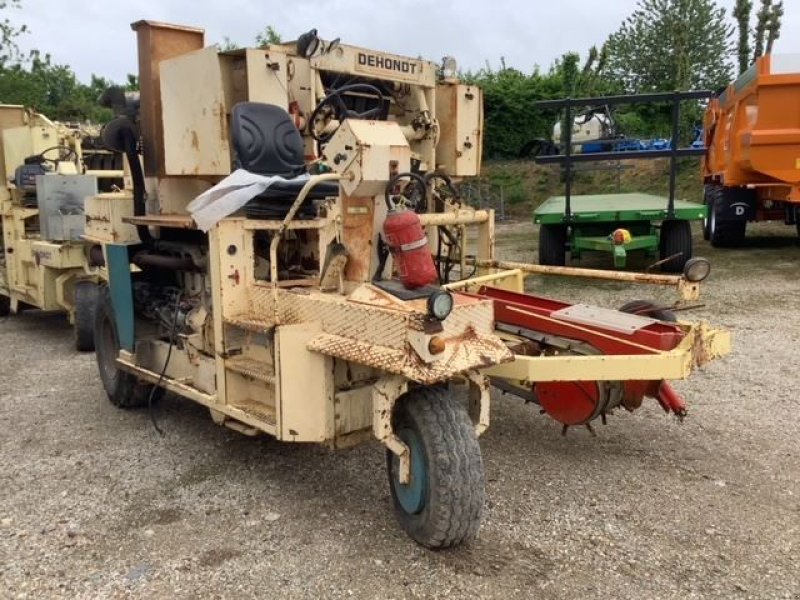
[{"xmin": 475, "ymin": 286, "xmax": 689, "ymax": 431}]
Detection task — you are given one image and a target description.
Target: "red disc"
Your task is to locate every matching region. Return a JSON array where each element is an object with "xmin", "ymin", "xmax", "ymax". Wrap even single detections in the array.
[{"xmin": 537, "ymin": 381, "xmax": 602, "ymax": 426}]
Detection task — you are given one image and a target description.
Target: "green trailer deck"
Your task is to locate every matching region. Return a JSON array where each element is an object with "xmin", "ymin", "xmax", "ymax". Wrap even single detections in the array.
[
  {"xmin": 534, "ymin": 193, "xmax": 707, "ymax": 270},
  {"xmin": 534, "ymin": 193, "xmax": 706, "ymax": 224}
]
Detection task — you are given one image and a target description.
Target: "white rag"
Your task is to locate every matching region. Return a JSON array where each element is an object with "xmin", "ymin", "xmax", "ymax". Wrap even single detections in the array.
[{"xmin": 187, "ymin": 169, "xmax": 310, "ymax": 232}]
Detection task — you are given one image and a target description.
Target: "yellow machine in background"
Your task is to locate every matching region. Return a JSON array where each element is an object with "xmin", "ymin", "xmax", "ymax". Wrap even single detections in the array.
[{"xmin": 0, "ymin": 105, "xmax": 124, "ymax": 349}]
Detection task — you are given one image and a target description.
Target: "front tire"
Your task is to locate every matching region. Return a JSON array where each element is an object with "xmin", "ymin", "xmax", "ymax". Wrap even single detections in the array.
[
  {"xmin": 387, "ymin": 386, "xmax": 485, "ymax": 549},
  {"xmin": 94, "ymin": 287, "xmax": 151, "ymax": 408},
  {"xmin": 0, "ymin": 294, "xmax": 9, "ymax": 317}
]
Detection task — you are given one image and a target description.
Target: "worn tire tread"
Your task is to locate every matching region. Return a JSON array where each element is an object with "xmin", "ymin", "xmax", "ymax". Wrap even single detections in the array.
[
  {"xmin": 659, "ymin": 219, "xmax": 692, "ymax": 273},
  {"xmin": 389, "ymin": 387, "xmax": 485, "ymax": 549},
  {"xmin": 74, "ymin": 281, "xmax": 99, "ymax": 352}
]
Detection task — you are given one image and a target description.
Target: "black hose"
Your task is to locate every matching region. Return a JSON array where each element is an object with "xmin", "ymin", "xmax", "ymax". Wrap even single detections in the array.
[
  {"xmin": 148, "ymin": 291, "xmax": 182, "ymax": 436},
  {"xmin": 102, "ymin": 117, "xmax": 152, "ymax": 245},
  {"xmin": 132, "ymin": 252, "xmax": 197, "ymax": 271}
]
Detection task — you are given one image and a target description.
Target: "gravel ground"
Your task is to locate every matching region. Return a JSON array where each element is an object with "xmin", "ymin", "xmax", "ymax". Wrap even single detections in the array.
[{"xmin": 1, "ymin": 221, "xmax": 798, "ymax": 599}]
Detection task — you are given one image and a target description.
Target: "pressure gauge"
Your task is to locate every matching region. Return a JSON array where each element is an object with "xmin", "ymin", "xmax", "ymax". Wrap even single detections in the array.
[{"xmin": 427, "ymin": 291, "xmax": 454, "ymax": 321}]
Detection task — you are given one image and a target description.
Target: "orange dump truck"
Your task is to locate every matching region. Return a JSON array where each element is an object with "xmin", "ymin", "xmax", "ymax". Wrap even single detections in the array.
[{"xmin": 703, "ymin": 54, "xmax": 800, "ymax": 246}]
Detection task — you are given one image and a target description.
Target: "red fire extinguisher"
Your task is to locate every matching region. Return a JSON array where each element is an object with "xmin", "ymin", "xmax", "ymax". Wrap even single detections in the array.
[{"xmin": 382, "ymin": 172, "xmax": 438, "ymax": 289}]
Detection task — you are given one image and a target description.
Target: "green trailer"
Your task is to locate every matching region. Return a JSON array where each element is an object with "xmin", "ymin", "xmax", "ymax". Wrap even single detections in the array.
[
  {"xmin": 534, "ymin": 193, "xmax": 707, "ymax": 270},
  {"xmin": 534, "ymin": 91, "xmax": 713, "ymax": 273}
]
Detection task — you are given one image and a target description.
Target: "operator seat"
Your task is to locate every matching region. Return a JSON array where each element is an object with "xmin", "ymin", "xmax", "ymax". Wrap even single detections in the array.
[{"xmin": 230, "ymin": 102, "xmax": 338, "ymax": 218}]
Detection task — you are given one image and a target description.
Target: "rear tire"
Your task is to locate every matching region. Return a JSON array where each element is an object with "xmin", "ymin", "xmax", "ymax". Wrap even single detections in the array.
[
  {"xmin": 387, "ymin": 386, "xmax": 485, "ymax": 549},
  {"xmin": 94, "ymin": 287, "xmax": 151, "ymax": 408},
  {"xmin": 707, "ymin": 185, "xmax": 746, "ymax": 247},
  {"xmin": 538, "ymin": 224, "xmax": 567, "ymax": 266},
  {"xmin": 74, "ymin": 281, "xmax": 99, "ymax": 352},
  {"xmin": 0, "ymin": 294, "xmax": 9, "ymax": 317},
  {"xmin": 659, "ymin": 219, "xmax": 692, "ymax": 273}
]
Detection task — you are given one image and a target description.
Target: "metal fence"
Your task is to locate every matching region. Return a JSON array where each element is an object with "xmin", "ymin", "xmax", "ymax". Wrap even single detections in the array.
[{"xmin": 459, "ymin": 179, "xmax": 508, "ymax": 220}]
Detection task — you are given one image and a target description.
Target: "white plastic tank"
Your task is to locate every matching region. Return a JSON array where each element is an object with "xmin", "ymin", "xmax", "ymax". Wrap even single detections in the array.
[{"xmin": 553, "ymin": 112, "xmax": 612, "ymax": 148}]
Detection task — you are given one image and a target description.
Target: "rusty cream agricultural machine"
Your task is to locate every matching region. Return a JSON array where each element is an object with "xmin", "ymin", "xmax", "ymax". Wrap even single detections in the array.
[
  {"xmin": 88, "ymin": 21, "xmax": 729, "ymax": 548},
  {"xmin": 0, "ymin": 104, "xmax": 125, "ymax": 349}
]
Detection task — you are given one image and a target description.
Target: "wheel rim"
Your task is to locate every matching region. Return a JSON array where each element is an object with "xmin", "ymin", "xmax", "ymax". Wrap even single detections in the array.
[{"xmin": 392, "ymin": 427, "xmax": 428, "ymax": 515}]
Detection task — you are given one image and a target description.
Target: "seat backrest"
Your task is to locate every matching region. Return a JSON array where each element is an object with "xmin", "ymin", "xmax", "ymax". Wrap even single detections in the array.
[{"xmin": 230, "ymin": 102, "xmax": 305, "ymax": 177}]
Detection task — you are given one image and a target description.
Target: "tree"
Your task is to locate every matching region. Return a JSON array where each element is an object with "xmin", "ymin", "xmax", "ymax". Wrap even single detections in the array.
[
  {"xmin": 602, "ymin": 0, "xmax": 733, "ymax": 93},
  {"xmin": 255, "ymin": 26, "xmax": 281, "ymax": 48},
  {"xmin": 733, "ymin": 0, "xmax": 783, "ymax": 75},
  {"xmin": 0, "ymin": 0, "xmax": 26, "ymax": 65},
  {"xmin": 219, "ymin": 25, "xmax": 282, "ymax": 52},
  {"xmin": 763, "ymin": 0, "xmax": 783, "ymax": 56},
  {"xmin": 733, "ymin": 0, "xmax": 753, "ymax": 74},
  {"xmin": 0, "ymin": 52, "xmax": 114, "ymax": 122}
]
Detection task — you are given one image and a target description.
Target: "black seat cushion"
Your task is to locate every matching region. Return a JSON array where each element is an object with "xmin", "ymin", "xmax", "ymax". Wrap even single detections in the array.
[
  {"xmin": 231, "ymin": 102, "xmax": 306, "ymax": 178},
  {"xmin": 252, "ymin": 179, "xmax": 339, "ymax": 199},
  {"xmin": 230, "ymin": 102, "xmax": 340, "ymax": 219}
]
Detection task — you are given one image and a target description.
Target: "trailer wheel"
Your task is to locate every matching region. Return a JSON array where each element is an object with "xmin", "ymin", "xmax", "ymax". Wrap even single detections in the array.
[
  {"xmin": 95, "ymin": 287, "xmax": 150, "ymax": 408},
  {"xmin": 538, "ymin": 224, "xmax": 567, "ymax": 266},
  {"xmin": 619, "ymin": 299, "xmax": 677, "ymax": 322},
  {"xmin": 387, "ymin": 386, "xmax": 485, "ymax": 549},
  {"xmin": 659, "ymin": 219, "xmax": 692, "ymax": 273},
  {"xmin": 0, "ymin": 294, "xmax": 9, "ymax": 317},
  {"xmin": 706, "ymin": 185, "xmax": 746, "ymax": 247},
  {"xmin": 74, "ymin": 281, "xmax": 100, "ymax": 352}
]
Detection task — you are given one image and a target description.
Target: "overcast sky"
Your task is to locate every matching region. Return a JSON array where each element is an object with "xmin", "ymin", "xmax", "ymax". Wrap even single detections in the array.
[{"xmin": 11, "ymin": 0, "xmax": 800, "ymax": 83}]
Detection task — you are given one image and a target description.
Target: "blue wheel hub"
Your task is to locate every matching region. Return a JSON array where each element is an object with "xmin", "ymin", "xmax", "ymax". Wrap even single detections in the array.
[{"xmin": 393, "ymin": 427, "xmax": 428, "ymax": 515}]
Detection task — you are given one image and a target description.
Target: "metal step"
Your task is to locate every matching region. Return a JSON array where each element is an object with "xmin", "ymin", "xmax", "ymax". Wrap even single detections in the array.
[
  {"xmin": 225, "ymin": 355, "xmax": 276, "ymax": 384},
  {"xmin": 228, "ymin": 398, "xmax": 277, "ymax": 427},
  {"xmin": 224, "ymin": 314, "xmax": 275, "ymax": 333}
]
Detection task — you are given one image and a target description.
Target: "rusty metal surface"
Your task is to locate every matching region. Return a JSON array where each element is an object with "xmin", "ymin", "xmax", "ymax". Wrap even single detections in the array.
[
  {"xmin": 247, "ymin": 284, "xmax": 508, "ymax": 382},
  {"xmin": 690, "ymin": 321, "xmax": 732, "ymax": 368},
  {"xmin": 278, "ymin": 289, "xmax": 420, "ymax": 347},
  {"xmin": 341, "ymin": 196, "xmax": 375, "ymax": 282},
  {"xmin": 307, "ymin": 331, "xmax": 512, "ymax": 385},
  {"xmin": 131, "ymin": 21, "xmax": 205, "ymax": 177},
  {"xmin": 472, "ymin": 259, "xmax": 686, "ymax": 286}
]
